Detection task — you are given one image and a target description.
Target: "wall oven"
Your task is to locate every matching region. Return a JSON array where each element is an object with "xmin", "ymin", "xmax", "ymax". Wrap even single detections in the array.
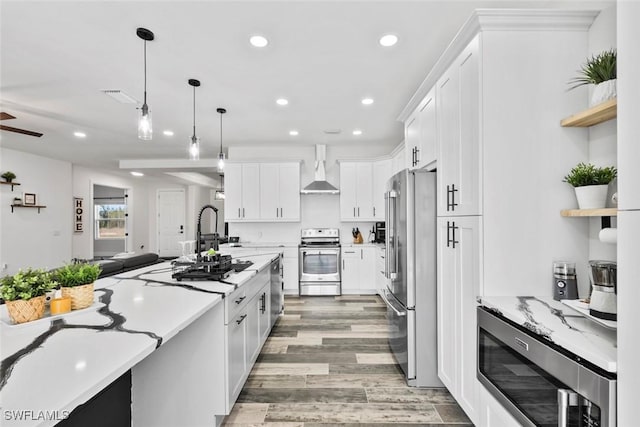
[
  {"xmin": 477, "ymin": 307, "xmax": 616, "ymax": 427},
  {"xmin": 298, "ymin": 228, "xmax": 341, "ymax": 296}
]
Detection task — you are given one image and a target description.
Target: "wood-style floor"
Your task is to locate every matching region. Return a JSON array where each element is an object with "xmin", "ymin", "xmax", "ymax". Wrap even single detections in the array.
[{"xmin": 223, "ymin": 295, "xmax": 473, "ymax": 426}]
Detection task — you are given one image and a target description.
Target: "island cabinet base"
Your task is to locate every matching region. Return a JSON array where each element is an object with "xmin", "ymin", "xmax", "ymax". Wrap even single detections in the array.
[{"xmin": 131, "ymin": 301, "xmax": 226, "ymax": 427}]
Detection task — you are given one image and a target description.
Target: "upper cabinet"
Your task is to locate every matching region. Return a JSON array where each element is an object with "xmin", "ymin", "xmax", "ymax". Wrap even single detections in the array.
[
  {"xmin": 340, "ymin": 162, "xmax": 375, "ymax": 221},
  {"xmin": 372, "ymin": 159, "xmax": 391, "ymax": 221},
  {"xmin": 437, "ymin": 36, "xmax": 481, "ymax": 217},
  {"xmin": 405, "ymin": 88, "xmax": 437, "ymax": 171},
  {"xmin": 225, "ymin": 162, "xmax": 300, "ymax": 223},
  {"xmin": 224, "ymin": 163, "xmax": 260, "ymax": 222},
  {"xmin": 259, "ymin": 163, "xmax": 300, "ymax": 221}
]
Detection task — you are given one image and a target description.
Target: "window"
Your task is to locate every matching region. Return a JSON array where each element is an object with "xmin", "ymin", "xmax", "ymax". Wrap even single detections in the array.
[{"xmin": 95, "ymin": 204, "xmax": 126, "ymax": 239}]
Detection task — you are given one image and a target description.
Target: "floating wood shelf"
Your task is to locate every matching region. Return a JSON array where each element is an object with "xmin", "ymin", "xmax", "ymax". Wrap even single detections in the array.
[
  {"xmin": 0, "ymin": 181, "xmax": 21, "ymax": 191},
  {"xmin": 560, "ymin": 98, "xmax": 617, "ymax": 127},
  {"xmin": 560, "ymin": 208, "xmax": 617, "ymax": 217},
  {"xmin": 11, "ymin": 204, "xmax": 46, "ymax": 213}
]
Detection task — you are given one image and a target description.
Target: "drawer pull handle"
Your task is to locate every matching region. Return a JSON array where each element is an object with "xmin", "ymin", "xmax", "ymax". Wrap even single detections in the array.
[
  {"xmin": 236, "ymin": 314, "xmax": 247, "ymax": 325},
  {"xmin": 235, "ymin": 296, "xmax": 246, "ymax": 304}
]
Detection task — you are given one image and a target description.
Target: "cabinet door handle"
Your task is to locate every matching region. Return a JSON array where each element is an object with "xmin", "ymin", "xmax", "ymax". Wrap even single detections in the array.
[
  {"xmin": 235, "ymin": 296, "xmax": 246, "ymax": 304},
  {"xmin": 373, "ymin": 206, "xmax": 376, "ymax": 217},
  {"xmin": 448, "ymin": 184, "xmax": 458, "ymax": 211},
  {"xmin": 344, "ymin": 251, "xmax": 356, "ymax": 254},
  {"xmin": 415, "ymin": 147, "xmax": 420, "ymax": 165},
  {"xmin": 238, "ymin": 208, "xmax": 241, "ymax": 218},
  {"xmin": 451, "ymin": 222, "xmax": 459, "ymax": 249},
  {"xmin": 236, "ymin": 314, "xmax": 247, "ymax": 325},
  {"xmin": 357, "ymin": 207, "xmax": 360, "ymax": 217},
  {"xmin": 243, "ymin": 207, "xmax": 245, "ymax": 217},
  {"xmin": 276, "ymin": 208, "xmax": 279, "ymax": 217},
  {"xmin": 280, "ymin": 207, "xmax": 283, "ymax": 217},
  {"xmin": 343, "ymin": 259, "xmax": 345, "ymax": 270},
  {"xmin": 446, "ymin": 221, "xmax": 451, "ymax": 247},
  {"xmin": 446, "ymin": 185, "xmax": 450, "ymax": 212},
  {"xmin": 353, "ymin": 207, "xmax": 356, "ymax": 217}
]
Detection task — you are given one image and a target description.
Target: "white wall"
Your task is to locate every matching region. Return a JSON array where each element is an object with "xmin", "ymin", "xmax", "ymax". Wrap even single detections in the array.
[
  {"xmin": 0, "ymin": 148, "xmax": 73, "ymax": 274},
  {"xmin": 227, "ymin": 144, "xmax": 391, "ymax": 243},
  {"xmin": 587, "ymin": 5, "xmax": 617, "ymax": 262}
]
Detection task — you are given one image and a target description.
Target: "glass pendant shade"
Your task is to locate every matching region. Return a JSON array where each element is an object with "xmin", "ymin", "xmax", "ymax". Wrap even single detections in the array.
[
  {"xmin": 138, "ymin": 104, "xmax": 152, "ymax": 140},
  {"xmin": 217, "ymin": 152, "xmax": 225, "ymax": 173},
  {"xmin": 189, "ymin": 136, "xmax": 200, "ymax": 160}
]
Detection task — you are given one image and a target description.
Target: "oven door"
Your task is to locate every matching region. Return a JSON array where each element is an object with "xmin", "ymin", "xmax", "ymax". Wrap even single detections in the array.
[
  {"xmin": 477, "ymin": 307, "xmax": 616, "ymax": 427},
  {"xmin": 299, "ymin": 247, "xmax": 340, "ymax": 282}
]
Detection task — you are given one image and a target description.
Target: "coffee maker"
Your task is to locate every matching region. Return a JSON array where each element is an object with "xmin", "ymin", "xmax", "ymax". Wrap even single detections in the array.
[
  {"xmin": 374, "ymin": 221, "xmax": 385, "ymax": 243},
  {"xmin": 588, "ymin": 260, "xmax": 617, "ymax": 321}
]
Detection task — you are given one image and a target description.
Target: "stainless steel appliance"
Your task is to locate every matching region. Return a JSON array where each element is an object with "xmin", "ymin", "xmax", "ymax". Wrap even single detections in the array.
[
  {"xmin": 298, "ymin": 228, "xmax": 341, "ymax": 296},
  {"xmin": 588, "ymin": 260, "xmax": 617, "ymax": 321},
  {"xmin": 380, "ymin": 169, "xmax": 441, "ymax": 387},
  {"xmin": 478, "ymin": 307, "xmax": 616, "ymax": 427},
  {"xmin": 553, "ymin": 261, "xmax": 578, "ymax": 301},
  {"xmin": 374, "ymin": 221, "xmax": 385, "ymax": 243},
  {"xmin": 270, "ymin": 254, "xmax": 283, "ymax": 327}
]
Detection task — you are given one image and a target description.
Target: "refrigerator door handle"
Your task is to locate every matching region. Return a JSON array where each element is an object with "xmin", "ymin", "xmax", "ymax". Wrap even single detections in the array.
[
  {"xmin": 380, "ymin": 290, "xmax": 406, "ymax": 317},
  {"xmin": 384, "ymin": 191, "xmax": 390, "ymax": 279},
  {"xmin": 387, "ymin": 190, "xmax": 398, "ymax": 280}
]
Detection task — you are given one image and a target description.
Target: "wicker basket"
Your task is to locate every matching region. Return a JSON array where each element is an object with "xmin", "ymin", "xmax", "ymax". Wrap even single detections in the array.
[
  {"xmin": 61, "ymin": 283, "xmax": 94, "ymax": 310},
  {"xmin": 6, "ymin": 295, "xmax": 46, "ymax": 324}
]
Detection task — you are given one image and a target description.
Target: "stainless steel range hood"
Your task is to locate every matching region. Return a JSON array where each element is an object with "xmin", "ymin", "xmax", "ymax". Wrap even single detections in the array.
[{"xmin": 301, "ymin": 145, "xmax": 339, "ymax": 194}]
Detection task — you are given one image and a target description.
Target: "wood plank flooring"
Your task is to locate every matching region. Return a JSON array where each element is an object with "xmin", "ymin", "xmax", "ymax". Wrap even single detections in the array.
[{"xmin": 223, "ymin": 295, "xmax": 473, "ymax": 426}]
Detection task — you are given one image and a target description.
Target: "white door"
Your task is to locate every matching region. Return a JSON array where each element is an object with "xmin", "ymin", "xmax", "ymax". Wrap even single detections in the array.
[
  {"xmin": 437, "ymin": 217, "xmax": 457, "ymax": 391},
  {"xmin": 372, "ymin": 159, "xmax": 391, "ymax": 219},
  {"xmin": 157, "ymin": 189, "xmax": 186, "ymax": 257},
  {"xmin": 341, "ymin": 248, "xmax": 360, "ymax": 292},
  {"xmin": 360, "ymin": 247, "xmax": 377, "ymax": 292},
  {"xmin": 225, "ymin": 163, "xmax": 243, "ymax": 221},
  {"xmin": 240, "ymin": 163, "xmax": 261, "ymax": 220},
  {"xmin": 405, "ymin": 111, "xmax": 420, "ymax": 169},
  {"xmin": 278, "ymin": 163, "xmax": 300, "ymax": 220},
  {"xmin": 340, "ymin": 163, "xmax": 358, "ymax": 221},
  {"xmin": 419, "ymin": 91, "xmax": 437, "ymax": 168},
  {"xmin": 259, "ymin": 163, "xmax": 280, "ymax": 220},
  {"xmin": 356, "ymin": 163, "xmax": 374, "ymax": 220}
]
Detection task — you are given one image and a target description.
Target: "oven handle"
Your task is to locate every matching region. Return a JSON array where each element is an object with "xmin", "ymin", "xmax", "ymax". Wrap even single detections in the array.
[{"xmin": 380, "ymin": 290, "xmax": 406, "ymax": 317}]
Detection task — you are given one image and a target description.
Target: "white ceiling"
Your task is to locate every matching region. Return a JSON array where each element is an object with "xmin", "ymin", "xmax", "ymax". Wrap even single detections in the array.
[{"xmin": 0, "ymin": 0, "xmax": 609, "ymax": 179}]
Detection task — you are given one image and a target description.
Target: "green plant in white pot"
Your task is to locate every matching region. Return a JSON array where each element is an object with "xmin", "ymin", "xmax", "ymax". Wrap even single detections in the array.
[
  {"xmin": 568, "ymin": 48, "xmax": 616, "ymax": 107},
  {"xmin": 563, "ymin": 162, "xmax": 617, "ymax": 209}
]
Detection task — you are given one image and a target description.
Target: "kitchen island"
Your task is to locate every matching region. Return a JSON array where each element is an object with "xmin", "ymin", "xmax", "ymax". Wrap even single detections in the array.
[{"xmin": 0, "ymin": 251, "xmax": 281, "ymax": 427}]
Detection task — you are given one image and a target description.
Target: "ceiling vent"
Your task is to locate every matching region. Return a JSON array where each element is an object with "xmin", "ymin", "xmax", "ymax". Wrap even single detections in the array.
[
  {"xmin": 101, "ymin": 90, "xmax": 138, "ymax": 104},
  {"xmin": 323, "ymin": 129, "xmax": 341, "ymax": 135}
]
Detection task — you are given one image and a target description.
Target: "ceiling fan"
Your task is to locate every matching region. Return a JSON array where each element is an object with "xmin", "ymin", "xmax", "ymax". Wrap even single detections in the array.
[{"xmin": 0, "ymin": 112, "xmax": 43, "ymax": 137}]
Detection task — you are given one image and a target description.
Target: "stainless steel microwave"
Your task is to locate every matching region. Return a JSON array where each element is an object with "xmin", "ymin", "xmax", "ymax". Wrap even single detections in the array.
[{"xmin": 477, "ymin": 307, "xmax": 616, "ymax": 427}]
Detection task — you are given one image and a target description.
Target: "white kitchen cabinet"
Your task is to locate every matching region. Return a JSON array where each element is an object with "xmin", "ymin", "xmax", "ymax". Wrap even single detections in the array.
[
  {"xmin": 224, "ymin": 163, "xmax": 260, "ymax": 222},
  {"xmin": 226, "ymin": 308, "xmax": 247, "ymax": 404},
  {"xmin": 437, "ymin": 216, "xmax": 481, "ymax": 422},
  {"xmin": 375, "ymin": 245, "xmax": 387, "ymax": 293},
  {"xmin": 479, "ymin": 385, "xmax": 521, "ymax": 427},
  {"xmin": 259, "ymin": 162, "xmax": 300, "ymax": 221},
  {"xmin": 340, "ymin": 162, "xmax": 375, "ymax": 221},
  {"xmin": 259, "ymin": 286, "xmax": 271, "ymax": 342},
  {"xmin": 405, "ymin": 88, "xmax": 437, "ymax": 171},
  {"xmin": 436, "ymin": 36, "xmax": 480, "ymax": 217},
  {"xmin": 246, "ymin": 295, "xmax": 261, "ymax": 367},
  {"xmin": 372, "ymin": 159, "xmax": 391, "ymax": 220},
  {"xmin": 341, "ymin": 246, "xmax": 377, "ymax": 294}
]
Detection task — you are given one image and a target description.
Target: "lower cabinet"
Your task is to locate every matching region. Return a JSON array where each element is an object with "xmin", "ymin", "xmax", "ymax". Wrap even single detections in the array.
[
  {"xmin": 341, "ymin": 246, "xmax": 377, "ymax": 294},
  {"xmin": 227, "ymin": 308, "xmax": 248, "ymax": 404},
  {"xmin": 437, "ymin": 216, "xmax": 481, "ymax": 424},
  {"xmin": 375, "ymin": 245, "xmax": 387, "ymax": 293},
  {"xmin": 282, "ymin": 249, "xmax": 299, "ymax": 295},
  {"xmin": 479, "ymin": 385, "xmax": 521, "ymax": 427}
]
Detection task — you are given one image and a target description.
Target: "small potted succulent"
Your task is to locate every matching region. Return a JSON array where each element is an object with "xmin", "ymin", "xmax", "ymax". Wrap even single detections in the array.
[
  {"xmin": 1, "ymin": 171, "xmax": 16, "ymax": 183},
  {"xmin": 0, "ymin": 269, "xmax": 57, "ymax": 324},
  {"xmin": 563, "ymin": 162, "xmax": 617, "ymax": 209},
  {"xmin": 54, "ymin": 262, "xmax": 102, "ymax": 310},
  {"xmin": 568, "ymin": 48, "xmax": 616, "ymax": 106}
]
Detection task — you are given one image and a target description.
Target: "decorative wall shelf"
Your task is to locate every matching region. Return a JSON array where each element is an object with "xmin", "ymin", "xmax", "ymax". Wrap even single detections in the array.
[
  {"xmin": 560, "ymin": 98, "xmax": 617, "ymax": 127},
  {"xmin": 561, "ymin": 208, "xmax": 617, "ymax": 228},
  {"xmin": 0, "ymin": 181, "xmax": 21, "ymax": 191},
  {"xmin": 11, "ymin": 204, "xmax": 46, "ymax": 213}
]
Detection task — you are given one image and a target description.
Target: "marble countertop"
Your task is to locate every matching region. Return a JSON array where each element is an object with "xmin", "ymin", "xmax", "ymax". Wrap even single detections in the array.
[
  {"xmin": 0, "ymin": 251, "xmax": 279, "ymax": 427},
  {"xmin": 479, "ymin": 296, "xmax": 617, "ymax": 373}
]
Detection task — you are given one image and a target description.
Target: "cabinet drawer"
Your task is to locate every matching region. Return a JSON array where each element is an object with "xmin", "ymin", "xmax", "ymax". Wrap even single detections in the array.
[{"xmin": 226, "ymin": 287, "xmax": 248, "ymax": 324}]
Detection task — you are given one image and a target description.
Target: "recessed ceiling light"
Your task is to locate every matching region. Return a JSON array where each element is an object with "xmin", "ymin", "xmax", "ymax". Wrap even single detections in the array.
[
  {"xmin": 130, "ymin": 171, "xmax": 144, "ymax": 177},
  {"xmin": 74, "ymin": 131, "xmax": 86, "ymax": 138},
  {"xmin": 361, "ymin": 98, "xmax": 374, "ymax": 105},
  {"xmin": 276, "ymin": 98, "xmax": 289, "ymax": 106},
  {"xmin": 379, "ymin": 34, "xmax": 398, "ymax": 47},
  {"xmin": 163, "ymin": 130, "xmax": 174, "ymax": 136},
  {"xmin": 250, "ymin": 35, "xmax": 268, "ymax": 48},
  {"xmin": 289, "ymin": 130, "xmax": 299, "ymax": 136},
  {"xmin": 353, "ymin": 130, "xmax": 363, "ymax": 136}
]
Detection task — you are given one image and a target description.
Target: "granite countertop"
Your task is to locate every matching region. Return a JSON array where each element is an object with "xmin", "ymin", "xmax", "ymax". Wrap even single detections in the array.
[
  {"xmin": 479, "ymin": 296, "xmax": 617, "ymax": 373},
  {"xmin": 0, "ymin": 251, "xmax": 280, "ymax": 427}
]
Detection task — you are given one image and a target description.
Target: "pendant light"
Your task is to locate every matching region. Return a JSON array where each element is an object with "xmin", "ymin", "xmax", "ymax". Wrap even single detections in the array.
[
  {"xmin": 188, "ymin": 79, "xmax": 201, "ymax": 160},
  {"xmin": 217, "ymin": 108, "xmax": 227, "ymax": 173},
  {"xmin": 136, "ymin": 28, "xmax": 154, "ymax": 140}
]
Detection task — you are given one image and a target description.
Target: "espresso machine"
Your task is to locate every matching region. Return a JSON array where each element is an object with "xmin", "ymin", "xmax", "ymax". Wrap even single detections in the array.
[{"xmin": 588, "ymin": 260, "xmax": 617, "ymax": 321}]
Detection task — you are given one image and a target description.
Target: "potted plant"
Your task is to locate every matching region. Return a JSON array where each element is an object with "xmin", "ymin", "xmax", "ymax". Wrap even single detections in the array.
[
  {"xmin": 563, "ymin": 162, "xmax": 617, "ymax": 209},
  {"xmin": 54, "ymin": 262, "xmax": 101, "ymax": 310},
  {"xmin": 568, "ymin": 48, "xmax": 616, "ymax": 106},
  {"xmin": 0, "ymin": 269, "xmax": 57, "ymax": 324},
  {"xmin": 1, "ymin": 171, "xmax": 16, "ymax": 183}
]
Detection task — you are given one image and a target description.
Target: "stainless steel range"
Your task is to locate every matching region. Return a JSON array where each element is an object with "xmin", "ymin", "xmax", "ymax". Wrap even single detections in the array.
[{"xmin": 298, "ymin": 228, "xmax": 341, "ymax": 296}]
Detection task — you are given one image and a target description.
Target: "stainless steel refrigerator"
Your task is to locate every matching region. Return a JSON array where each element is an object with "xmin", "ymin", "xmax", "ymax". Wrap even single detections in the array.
[{"xmin": 381, "ymin": 169, "xmax": 442, "ymax": 387}]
